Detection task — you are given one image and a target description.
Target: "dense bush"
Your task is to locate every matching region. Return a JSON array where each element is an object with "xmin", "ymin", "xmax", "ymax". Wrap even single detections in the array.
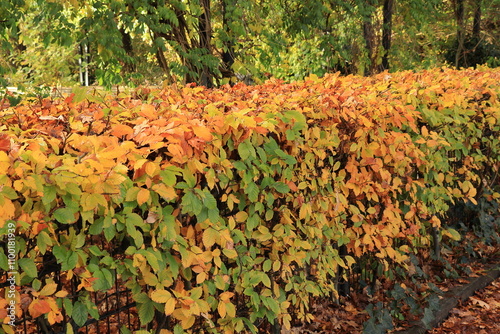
[{"xmin": 0, "ymin": 67, "xmax": 499, "ymax": 333}]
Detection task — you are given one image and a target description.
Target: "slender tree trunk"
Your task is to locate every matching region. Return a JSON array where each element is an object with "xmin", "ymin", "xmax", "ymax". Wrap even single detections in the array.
[
  {"xmin": 221, "ymin": 0, "xmax": 236, "ymax": 82},
  {"xmin": 198, "ymin": 0, "xmax": 212, "ymax": 87},
  {"xmin": 119, "ymin": 28, "xmax": 135, "ymax": 73},
  {"xmin": 454, "ymin": 0, "xmax": 466, "ymax": 68},
  {"xmin": 472, "ymin": 0, "xmax": 482, "ymax": 40},
  {"xmin": 362, "ymin": 2, "xmax": 376, "ymax": 76},
  {"xmin": 363, "ymin": 19, "xmax": 375, "ymax": 75},
  {"xmin": 381, "ymin": 0, "xmax": 394, "ymax": 71}
]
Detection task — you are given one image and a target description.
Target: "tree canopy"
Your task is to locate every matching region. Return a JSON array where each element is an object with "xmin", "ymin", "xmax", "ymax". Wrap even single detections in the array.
[{"xmin": 1, "ymin": 0, "xmax": 499, "ymax": 89}]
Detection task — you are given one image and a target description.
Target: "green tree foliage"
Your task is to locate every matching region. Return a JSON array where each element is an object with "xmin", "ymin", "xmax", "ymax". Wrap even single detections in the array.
[{"xmin": 1, "ymin": 0, "xmax": 499, "ymax": 88}]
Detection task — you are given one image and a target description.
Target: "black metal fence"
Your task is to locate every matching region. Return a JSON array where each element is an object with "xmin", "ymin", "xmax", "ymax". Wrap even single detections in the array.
[{"xmin": 2, "ymin": 270, "xmax": 139, "ymax": 334}]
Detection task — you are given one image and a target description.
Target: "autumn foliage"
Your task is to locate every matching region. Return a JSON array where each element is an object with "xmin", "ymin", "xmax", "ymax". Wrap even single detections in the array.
[{"xmin": 0, "ymin": 67, "xmax": 499, "ymax": 333}]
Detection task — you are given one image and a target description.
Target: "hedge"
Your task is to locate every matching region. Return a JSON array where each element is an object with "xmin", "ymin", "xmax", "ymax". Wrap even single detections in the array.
[{"xmin": 0, "ymin": 67, "xmax": 499, "ymax": 333}]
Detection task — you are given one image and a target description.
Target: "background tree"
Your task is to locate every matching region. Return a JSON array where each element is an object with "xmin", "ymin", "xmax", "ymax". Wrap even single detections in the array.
[{"xmin": 1, "ymin": 0, "xmax": 499, "ymax": 89}]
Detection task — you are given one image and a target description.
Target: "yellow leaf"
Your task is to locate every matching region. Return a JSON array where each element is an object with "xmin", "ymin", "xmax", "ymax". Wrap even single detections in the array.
[
  {"xmin": 137, "ymin": 188, "xmax": 150, "ymax": 206},
  {"xmin": 202, "ymin": 228, "xmax": 219, "ymax": 248},
  {"xmin": 145, "ymin": 162, "xmax": 158, "ymax": 177},
  {"xmin": 468, "ymin": 186, "xmax": 477, "ymax": 197},
  {"xmin": 2, "ymin": 324, "xmax": 15, "ymax": 334},
  {"xmin": 0, "ymin": 198, "xmax": 15, "ymax": 228},
  {"xmin": 344, "ymin": 256, "xmax": 356, "ymax": 267},
  {"xmin": 222, "ymin": 249, "xmax": 237, "ymax": 259},
  {"xmin": 164, "ymin": 297, "xmax": 177, "ymax": 316},
  {"xmin": 39, "ymin": 284, "xmax": 58, "ymax": 296},
  {"xmin": 55, "ymin": 290, "xmax": 69, "ymax": 298},
  {"xmin": 421, "ymin": 126, "xmax": 429, "ymax": 137},
  {"xmin": 181, "ymin": 315, "xmax": 195, "ymax": 329},
  {"xmin": 404, "ymin": 210, "xmax": 414, "ymax": 220},
  {"xmin": 151, "ymin": 289, "xmax": 172, "ymax": 303},
  {"xmin": 196, "ymin": 272, "xmax": 207, "ymax": 284},
  {"xmin": 152, "ymin": 184, "xmax": 177, "ymax": 201},
  {"xmin": 235, "ymin": 211, "xmax": 248, "ymax": 223},
  {"xmin": 217, "ymin": 301, "xmax": 226, "ymax": 318},
  {"xmin": 47, "ymin": 311, "xmax": 60, "ymax": 325},
  {"xmin": 430, "ymin": 216, "xmax": 441, "ymax": 228},
  {"xmin": 219, "ymin": 291, "xmax": 234, "ymax": 302},
  {"xmin": 445, "ymin": 228, "xmax": 461, "ymax": 241}
]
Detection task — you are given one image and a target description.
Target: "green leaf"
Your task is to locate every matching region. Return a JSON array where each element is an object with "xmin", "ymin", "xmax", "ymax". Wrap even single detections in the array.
[
  {"xmin": 182, "ymin": 169, "xmax": 197, "ymax": 188},
  {"xmin": 89, "ymin": 218, "xmax": 104, "ymax": 235},
  {"xmin": 238, "ymin": 140, "xmax": 256, "ymax": 160},
  {"xmin": 63, "ymin": 298, "xmax": 73, "ymax": 317},
  {"xmin": 126, "ymin": 213, "xmax": 143, "ymax": 226},
  {"xmin": 0, "ymin": 251, "xmax": 8, "ymax": 271},
  {"xmin": 138, "ymin": 300, "xmax": 155, "ymax": 325},
  {"xmin": 247, "ymin": 213, "xmax": 260, "ymax": 231},
  {"xmin": 93, "ymin": 268, "xmax": 113, "ymax": 291},
  {"xmin": 18, "ymin": 258, "xmax": 37, "ymax": 277},
  {"xmin": 120, "ymin": 326, "xmax": 132, "ymax": 334},
  {"xmin": 1, "ymin": 186, "xmax": 18, "ymax": 199},
  {"xmin": 72, "ymin": 302, "xmax": 88, "ymax": 327},
  {"xmin": 141, "ymin": 250, "xmax": 161, "ymax": 272},
  {"xmin": 273, "ymin": 182, "xmax": 290, "ymax": 194},
  {"xmin": 283, "ymin": 110, "xmax": 307, "ymax": 129},
  {"xmin": 203, "ymin": 191, "xmax": 217, "ymax": 210},
  {"xmin": 36, "ymin": 231, "xmax": 52, "ymax": 255},
  {"xmin": 61, "ymin": 252, "xmax": 78, "ymax": 271},
  {"xmin": 54, "ymin": 207, "xmax": 78, "ymax": 224},
  {"xmin": 42, "ymin": 185, "xmax": 57, "ymax": 206},
  {"xmin": 160, "ymin": 169, "xmax": 179, "ymax": 186},
  {"xmin": 181, "ymin": 190, "xmax": 203, "ymax": 215},
  {"xmin": 245, "ymin": 182, "xmax": 259, "ymax": 202},
  {"xmin": 52, "ymin": 245, "xmax": 66, "ymax": 263},
  {"xmin": 208, "ymin": 208, "xmax": 219, "ymax": 223}
]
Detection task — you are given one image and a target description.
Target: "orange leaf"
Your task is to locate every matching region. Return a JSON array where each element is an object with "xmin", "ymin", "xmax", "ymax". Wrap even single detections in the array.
[
  {"xmin": 167, "ymin": 144, "xmax": 184, "ymax": 158},
  {"xmin": 139, "ymin": 104, "xmax": 157, "ymax": 120},
  {"xmin": 64, "ymin": 93, "xmax": 75, "ymax": 104},
  {"xmin": 287, "ymin": 181, "xmax": 298, "ymax": 192},
  {"xmin": 0, "ymin": 134, "xmax": 10, "ymax": 152},
  {"xmin": 192, "ymin": 125, "xmax": 213, "ymax": 141},
  {"xmin": 28, "ymin": 299, "xmax": 51, "ymax": 319},
  {"xmin": 111, "ymin": 124, "xmax": 134, "ymax": 138},
  {"xmin": 47, "ymin": 310, "xmax": 63, "ymax": 325},
  {"xmin": 137, "ymin": 188, "xmax": 150, "ymax": 206}
]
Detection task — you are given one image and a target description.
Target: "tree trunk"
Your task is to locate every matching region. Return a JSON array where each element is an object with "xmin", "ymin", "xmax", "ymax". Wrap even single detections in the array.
[
  {"xmin": 472, "ymin": 0, "xmax": 482, "ymax": 40},
  {"xmin": 363, "ymin": 20, "xmax": 375, "ymax": 75},
  {"xmin": 120, "ymin": 28, "xmax": 135, "ymax": 73},
  {"xmin": 362, "ymin": 3, "xmax": 376, "ymax": 76},
  {"xmin": 220, "ymin": 0, "xmax": 236, "ymax": 82},
  {"xmin": 381, "ymin": 0, "xmax": 394, "ymax": 71},
  {"xmin": 454, "ymin": 0, "xmax": 466, "ymax": 68},
  {"xmin": 198, "ymin": 0, "xmax": 212, "ymax": 87}
]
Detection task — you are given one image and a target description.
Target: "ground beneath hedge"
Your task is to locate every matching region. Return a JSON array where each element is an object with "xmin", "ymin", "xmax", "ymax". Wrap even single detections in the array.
[
  {"xmin": 284, "ymin": 238, "xmax": 500, "ymax": 334},
  {"xmin": 284, "ymin": 271, "xmax": 500, "ymax": 334},
  {"xmin": 428, "ymin": 278, "xmax": 500, "ymax": 334}
]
